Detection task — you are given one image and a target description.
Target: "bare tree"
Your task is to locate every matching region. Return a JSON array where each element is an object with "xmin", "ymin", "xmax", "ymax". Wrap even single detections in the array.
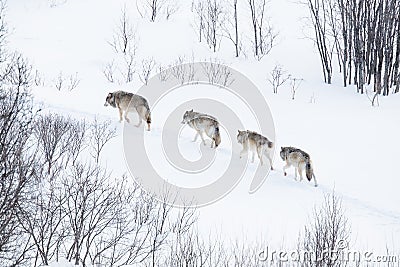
[
  {"xmin": 88, "ymin": 117, "xmax": 116, "ymax": 165},
  {"xmin": 193, "ymin": 0, "xmax": 207, "ymax": 42},
  {"xmin": 0, "ymin": 55, "xmax": 36, "ymax": 267},
  {"xmin": 221, "ymin": 0, "xmax": 242, "ymax": 57},
  {"xmin": 171, "ymin": 56, "xmax": 196, "ymax": 85},
  {"xmin": 34, "ymin": 70, "xmax": 45, "ymax": 87},
  {"xmin": 103, "ymin": 60, "xmax": 117, "ymax": 83},
  {"xmin": 301, "ymin": 192, "xmax": 350, "ymax": 267},
  {"xmin": 157, "ymin": 64, "xmax": 170, "ymax": 82},
  {"xmin": 289, "ymin": 77, "xmax": 304, "ymax": 100},
  {"xmin": 268, "ymin": 65, "xmax": 290, "ymax": 94},
  {"xmin": 248, "ymin": 0, "xmax": 277, "ymax": 60},
  {"xmin": 17, "ymin": 181, "xmax": 68, "ymax": 266},
  {"xmin": 305, "ymin": 0, "xmax": 334, "ymax": 84},
  {"xmin": 34, "ymin": 114, "xmax": 75, "ymax": 176},
  {"xmin": 202, "ymin": 58, "xmax": 235, "ymax": 87},
  {"xmin": 122, "ymin": 52, "xmax": 136, "ymax": 83},
  {"xmin": 109, "ymin": 7, "xmax": 138, "ymax": 55},
  {"xmin": 53, "ymin": 71, "xmax": 64, "ymax": 91},
  {"xmin": 138, "ymin": 58, "xmax": 156, "ymax": 86},
  {"xmin": 137, "ymin": 0, "xmax": 178, "ymax": 22},
  {"xmin": 67, "ymin": 72, "xmax": 80, "ymax": 91}
]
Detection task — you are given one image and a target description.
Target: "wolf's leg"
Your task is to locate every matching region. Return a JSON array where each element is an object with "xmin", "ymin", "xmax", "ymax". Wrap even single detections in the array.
[
  {"xmin": 283, "ymin": 163, "xmax": 290, "ymax": 176},
  {"xmin": 193, "ymin": 132, "xmax": 199, "ymax": 142},
  {"xmin": 239, "ymin": 143, "xmax": 248, "ymax": 159},
  {"xmin": 199, "ymin": 131, "xmax": 206, "ymax": 146},
  {"xmin": 257, "ymin": 148, "xmax": 264, "ymax": 165},
  {"xmin": 136, "ymin": 106, "xmax": 147, "ymax": 127},
  {"xmin": 135, "ymin": 115, "xmax": 142, "ymax": 127},
  {"xmin": 294, "ymin": 167, "xmax": 298, "ymax": 180},
  {"xmin": 313, "ymin": 174, "xmax": 318, "ymax": 187},
  {"xmin": 118, "ymin": 108, "xmax": 123, "ymax": 122},
  {"xmin": 251, "ymin": 152, "xmax": 255, "ymax": 163},
  {"xmin": 124, "ymin": 111, "xmax": 131, "ymax": 123},
  {"xmin": 266, "ymin": 151, "xmax": 274, "ymax": 170},
  {"xmin": 298, "ymin": 166, "xmax": 303, "ymax": 181}
]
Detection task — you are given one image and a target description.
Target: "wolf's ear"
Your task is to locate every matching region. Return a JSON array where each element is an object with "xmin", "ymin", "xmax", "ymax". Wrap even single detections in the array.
[
  {"xmin": 190, "ymin": 109, "xmax": 193, "ymax": 112},
  {"xmin": 108, "ymin": 92, "xmax": 113, "ymax": 97}
]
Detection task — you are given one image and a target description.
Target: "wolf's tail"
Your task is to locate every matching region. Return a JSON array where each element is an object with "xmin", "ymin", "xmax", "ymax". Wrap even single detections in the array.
[
  {"xmin": 214, "ymin": 126, "xmax": 221, "ymax": 148},
  {"xmin": 305, "ymin": 159, "xmax": 313, "ymax": 181}
]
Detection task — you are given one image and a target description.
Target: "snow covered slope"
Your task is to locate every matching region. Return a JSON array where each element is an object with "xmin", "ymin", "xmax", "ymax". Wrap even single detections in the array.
[{"xmin": 6, "ymin": 0, "xmax": 400, "ymax": 256}]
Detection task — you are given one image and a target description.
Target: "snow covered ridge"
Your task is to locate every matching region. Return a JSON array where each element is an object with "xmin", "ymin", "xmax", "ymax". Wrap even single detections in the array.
[{"xmin": 1, "ymin": 0, "xmax": 399, "ymax": 266}]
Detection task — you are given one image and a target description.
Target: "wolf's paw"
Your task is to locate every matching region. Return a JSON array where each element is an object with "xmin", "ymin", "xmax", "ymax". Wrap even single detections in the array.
[
  {"xmin": 284, "ymin": 172, "xmax": 287, "ymax": 176},
  {"xmin": 270, "ymin": 167, "xmax": 274, "ymax": 170}
]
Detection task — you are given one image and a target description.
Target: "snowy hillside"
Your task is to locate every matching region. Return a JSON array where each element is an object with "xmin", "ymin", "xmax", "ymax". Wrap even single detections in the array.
[{"xmin": 3, "ymin": 0, "xmax": 400, "ymax": 266}]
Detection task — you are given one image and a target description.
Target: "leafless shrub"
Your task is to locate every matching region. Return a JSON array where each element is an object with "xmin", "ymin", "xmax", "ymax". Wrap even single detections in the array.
[
  {"xmin": 67, "ymin": 72, "xmax": 80, "ymax": 91},
  {"xmin": 255, "ymin": 24, "xmax": 278, "ymax": 61},
  {"xmin": 202, "ymin": 58, "xmax": 235, "ymax": 87},
  {"xmin": 122, "ymin": 52, "xmax": 136, "ymax": 83},
  {"xmin": 1, "ymin": 53, "xmax": 32, "ymax": 87},
  {"xmin": 138, "ymin": 58, "xmax": 156, "ymax": 85},
  {"xmin": 268, "ymin": 65, "xmax": 290, "ymax": 94},
  {"xmin": 49, "ymin": 0, "xmax": 67, "ymax": 8},
  {"xmin": 103, "ymin": 60, "xmax": 117, "ymax": 83},
  {"xmin": 157, "ymin": 64, "xmax": 170, "ymax": 82},
  {"xmin": 34, "ymin": 70, "xmax": 45, "ymax": 86},
  {"xmin": 171, "ymin": 56, "xmax": 196, "ymax": 85},
  {"xmin": 53, "ymin": 71, "xmax": 64, "ymax": 91},
  {"xmin": 290, "ymin": 77, "xmax": 304, "ymax": 100},
  {"xmin": 300, "ymin": 192, "xmax": 350, "ymax": 267},
  {"xmin": 0, "ymin": 57, "xmax": 37, "ymax": 266},
  {"xmin": 136, "ymin": 0, "xmax": 179, "ymax": 22},
  {"xmin": 109, "ymin": 7, "xmax": 138, "ymax": 55},
  {"xmin": 17, "ymin": 181, "xmax": 68, "ymax": 266},
  {"xmin": 34, "ymin": 114, "xmax": 76, "ymax": 176},
  {"xmin": 193, "ymin": 0, "xmax": 224, "ymax": 52},
  {"xmin": 89, "ymin": 117, "xmax": 116, "ymax": 165},
  {"xmin": 0, "ymin": 1, "xmax": 7, "ymax": 63}
]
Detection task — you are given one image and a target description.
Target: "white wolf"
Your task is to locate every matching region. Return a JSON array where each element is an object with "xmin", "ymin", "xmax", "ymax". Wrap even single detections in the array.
[
  {"xmin": 237, "ymin": 130, "xmax": 274, "ymax": 169},
  {"xmin": 181, "ymin": 109, "xmax": 221, "ymax": 148}
]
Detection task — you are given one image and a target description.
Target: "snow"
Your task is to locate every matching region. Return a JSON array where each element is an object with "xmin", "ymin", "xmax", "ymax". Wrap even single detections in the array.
[{"xmin": 5, "ymin": 0, "xmax": 400, "ymax": 264}]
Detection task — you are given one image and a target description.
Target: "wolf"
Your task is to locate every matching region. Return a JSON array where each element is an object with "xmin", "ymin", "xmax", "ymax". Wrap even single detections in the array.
[
  {"xmin": 181, "ymin": 109, "xmax": 221, "ymax": 148},
  {"xmin": 279, "ymin": 146, "xmax": 318, "ymax": 186},
  {"xmin": 237, "ymin": 130, "xmax": 274, "ymax": 169},
  {"xmin": 104, "ymin": 91, "xmax": 151, "ymax": 131}
]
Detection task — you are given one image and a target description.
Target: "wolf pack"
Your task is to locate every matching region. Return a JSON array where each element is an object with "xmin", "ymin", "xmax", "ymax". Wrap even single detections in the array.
[{"xmin": 104, "ymin": 90, "xmax": 318, "ymax": 187}]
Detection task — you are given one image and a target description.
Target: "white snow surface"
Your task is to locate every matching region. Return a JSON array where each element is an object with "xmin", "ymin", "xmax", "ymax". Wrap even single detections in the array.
[{"xmin": 6, "ymin": 0, "xmax": 400, "ymax": 262}]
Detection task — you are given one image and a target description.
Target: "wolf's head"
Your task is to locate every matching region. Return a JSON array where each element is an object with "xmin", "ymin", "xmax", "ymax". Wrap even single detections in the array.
[
  {"xmin": 237, "ymin": 130, "xmax": 248, "ymax": 144},
  {"xmin": 104, "ymin": 92, "xmax": 116, "ymax": 108},
  {"xmin": 280, "ymin": 147, "xmax": 288, "ymax": 161},
  {"xmin": 181, "ymin": 109, "xmax": 194, "ymax": 124}
]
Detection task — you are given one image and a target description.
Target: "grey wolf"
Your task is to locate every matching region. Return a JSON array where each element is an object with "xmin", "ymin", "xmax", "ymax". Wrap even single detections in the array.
[
  {"xmin": 104, "ymin": 91, "xmax": 151, "ymax": 131},
  {"xmin": 181, "ymin": 109, "xmax": 221, "ymax": 148},
  {"xmin": 237, "ymin": 130, "xmax": 274, "ymax": 169},
  {"xmin": 279, "ymin": 146, "xmax": 318, "ymax": 186}
]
